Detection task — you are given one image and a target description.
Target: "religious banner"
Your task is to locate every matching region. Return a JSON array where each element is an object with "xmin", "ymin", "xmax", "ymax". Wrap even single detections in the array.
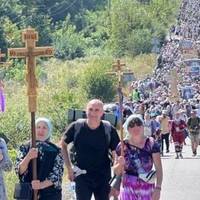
[
  {"xmin": 183, "ymin": 59, "xmax": 200, "ymax": 76},
  {"xmin": 169, "ymin": 69, "xmax": 180, "ymax": 102},
  {"xmin": 180, "ymin": 39, "xmax": 198, "ymax": 59}
]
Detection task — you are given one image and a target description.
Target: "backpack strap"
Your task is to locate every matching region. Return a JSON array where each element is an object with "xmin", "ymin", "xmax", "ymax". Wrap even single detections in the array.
[
  {"xmin": 102, "ymin": 120, "xmax": 112, "ymax": 148},
  {"xmin": 73, "ymin": 119, "xmax": 87, "ymax": 143}
]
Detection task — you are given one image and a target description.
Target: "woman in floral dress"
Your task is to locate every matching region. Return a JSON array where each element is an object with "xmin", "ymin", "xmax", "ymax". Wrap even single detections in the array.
[
  {"xmin": 114, "ymin": 114, "xmax": 163, "ymax": 200},
  {"xmin": 15, "ymin": 117, "xmax": 64, "ymax": 200}
]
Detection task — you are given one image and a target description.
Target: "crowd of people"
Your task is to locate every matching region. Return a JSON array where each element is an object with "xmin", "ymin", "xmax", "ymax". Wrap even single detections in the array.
[
  {"xmin": 0, "ymin": 99, "xmax": 164, "ymax": 200},
  {"xmin": 154, "ymin": 0, "xmax": 200, "ymax": 104},
  {"xmin": 0, "ymin": 1, "xmax": 200, "ymax": 200},
  {"xmin": 176, "ymin": 0, "xmax": 200, "ymax": 41}
]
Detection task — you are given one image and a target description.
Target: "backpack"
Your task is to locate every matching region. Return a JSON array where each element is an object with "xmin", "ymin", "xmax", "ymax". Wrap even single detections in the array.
[{"xmin": 69, "ymin": 119, "xmax": 113, "ymax": 166}]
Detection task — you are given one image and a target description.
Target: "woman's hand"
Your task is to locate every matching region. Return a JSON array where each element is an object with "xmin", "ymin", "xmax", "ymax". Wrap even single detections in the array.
[
  {"xmin": 27, "ymin": 148, "xmax": 38, "ymax": 161},
  {"xmin": 0, "ymin": 151, "xmax": 3, "ymax": 161},
  {"xmin": 32, "ymin": 180, "xmax": 53, "ymax": 190},
  {"xmin": 152, "ymin": 188, "xmax": 161, "ymax": 200},
  {"xmin": 113, "ymin": 156, "xmax": 125, "ymax": 176},
  {"xmin": 117, "ymin": 156, "xmax": 125, "ymax": 167},
  {"xmin": 32, "ymin": 180, "xmax": 41, "ymax": 190}
]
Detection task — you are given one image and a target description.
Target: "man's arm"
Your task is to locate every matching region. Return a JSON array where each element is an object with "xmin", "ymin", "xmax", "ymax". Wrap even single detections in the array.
[
  {"xmin": 61, "ymin": 139, "xmax": 72, "ymax": 169},
  {"xmin": 61, "ymin": 138, "xmax": 74, "ymax": 181},
  {"xmin": 61, "ymin": 123, "xmax": 75, "ymax": 181}
]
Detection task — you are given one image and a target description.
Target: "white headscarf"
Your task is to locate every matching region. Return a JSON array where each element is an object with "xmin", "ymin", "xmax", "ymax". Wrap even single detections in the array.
[
  {"xmin": 35, "ymin": 117, "xmax": 53, "ymax": 141},
  {"xmin": 123, "ymin": 114, "xmax": 144, "ymax": 137}
]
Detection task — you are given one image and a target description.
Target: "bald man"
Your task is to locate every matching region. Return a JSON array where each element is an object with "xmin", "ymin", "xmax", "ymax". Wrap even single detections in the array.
[{"xmin": 61, "ymin": 99, "xmax": 120, "ymax": 200}]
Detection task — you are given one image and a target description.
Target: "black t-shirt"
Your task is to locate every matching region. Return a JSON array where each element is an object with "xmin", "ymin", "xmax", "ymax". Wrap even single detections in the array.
[{"xmin": 63, "ymin": 121, "xmax": 120, "ymax": 176}]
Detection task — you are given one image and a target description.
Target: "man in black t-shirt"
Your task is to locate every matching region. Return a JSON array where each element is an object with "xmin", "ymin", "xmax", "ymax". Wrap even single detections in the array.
[{"xmin": 61, "ymin": 99, "xmax": 120, "ymax": 200}]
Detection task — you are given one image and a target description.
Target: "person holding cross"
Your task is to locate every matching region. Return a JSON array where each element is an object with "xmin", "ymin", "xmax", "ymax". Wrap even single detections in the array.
[
  {"xmin": 114, "ymin": 114, "xmax": 163, "ymax": 200},
  {"xmin": 15, "ymin": 117, "xmax": 64, "ymax": 200},
  {"xmin": 61, "ymin": 99, "xmax": 120, "ymax": 200}
]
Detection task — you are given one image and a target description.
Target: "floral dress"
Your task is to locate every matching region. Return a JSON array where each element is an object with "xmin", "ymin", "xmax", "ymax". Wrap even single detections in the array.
[
  {"xmin": 0, "ymin": 138, "xmax": 12, "ymax": 200},
  {"xmin": 15, "ymin": 141, "xmax": 64, "ymax": 200},
  {"xmin": 116, "ymin": 137, "xmax": 160, "ymax": 200}
]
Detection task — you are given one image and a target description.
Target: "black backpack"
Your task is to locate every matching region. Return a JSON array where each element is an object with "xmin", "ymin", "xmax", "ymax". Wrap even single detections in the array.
[{"xmin": 69, "ymin": 119, "xmax": 113, "ymax": 165}]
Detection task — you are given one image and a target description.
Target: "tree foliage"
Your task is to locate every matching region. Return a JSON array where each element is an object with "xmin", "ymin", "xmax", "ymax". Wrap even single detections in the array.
[
  {"xmin": 0, "ymin": 0, "xmax": 181, "ymax": 146},
  {"xmin": 80, "ymin": 57, "xmax": 116, "ymax": 102},
  {"xmin": 0, "ymin": 0, "xmax": 180, "ymax": 58},
  {"xmin": 110, "ymin": 0, "xmax": 180, "ymax": 56}
]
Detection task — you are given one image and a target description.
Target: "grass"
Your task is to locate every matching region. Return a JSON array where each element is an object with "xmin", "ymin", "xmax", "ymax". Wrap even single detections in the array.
[
  {"xmin": 5, "ymin": 170, "xmax": 18, "ymax": 200},
  {"xmin": 126, "ymin": 53, "xmax": 157, "ymax": 79}
]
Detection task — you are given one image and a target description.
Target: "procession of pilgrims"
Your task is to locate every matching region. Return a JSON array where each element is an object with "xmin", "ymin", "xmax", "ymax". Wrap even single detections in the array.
[{"xmin": 1, "ymin": 0, "xmax": 200, "ymax": 199}]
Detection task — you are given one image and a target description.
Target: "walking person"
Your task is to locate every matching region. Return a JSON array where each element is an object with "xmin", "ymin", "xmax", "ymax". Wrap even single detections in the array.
[
  {"xmin": 171, "ymin": 111, "xmax": 187, "ymax": 159},
  {"xmin": 114, "ymin": 114, "xmax": 163, "ymax": 200},
  {"xmin": 156, "ymin": 110, "xmax": 170, "ymax": 155},
  {"xmin": 15, "ymin": 117, "xmax": 64, "ymax": 200},
  {"xmin": 187, "ymin": 110, "xmax": 200, "ymax": 156},
  {"xmin": 0, "ymin": 137, "xmax": 12, "ymax": 200},
  {"xmin": 61, "ymin": 99, "xmax": 120, "ymax": 200}
]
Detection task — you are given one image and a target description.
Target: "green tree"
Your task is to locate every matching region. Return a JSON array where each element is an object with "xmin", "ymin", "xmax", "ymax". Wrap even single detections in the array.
[
  {"xmin": 80, "ymin": 57, "xmax": 116, "ymax": 102},
  {"xmin": 110, "ymin": 0, "xmax": 180, "ymax": 57},
  {"xmin": 1, "ymin": 17, "xmax": 21, "ymax": 47},
  {"xmin": 53, "ymin": 17, "xmax": 86, "ymax": 59}
]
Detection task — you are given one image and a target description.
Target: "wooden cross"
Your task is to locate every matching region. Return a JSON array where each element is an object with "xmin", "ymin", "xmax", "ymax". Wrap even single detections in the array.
[
  {"xmin": 112, "ymin": 59, "xmax": 126, "ymax": 87},
  {"xmin": 8, "ymin": 27, "xmax": 54, "ymax": 112},
  {"xmin": 108, "ymin": 59, "xmax": 134, "ymax": 155},
  {"xmin": 8, "ymin": 27, "xmax": 54, "ymax": 200}
]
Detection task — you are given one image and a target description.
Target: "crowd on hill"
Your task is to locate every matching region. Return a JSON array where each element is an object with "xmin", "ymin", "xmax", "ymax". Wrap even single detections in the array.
[
  {"xmin": 176, "ymin": 0, "xmax": 200, "ymax": 40},
  {"xmin": 151, "ymin": 0, "xmax": 200, "ymax": 106}
]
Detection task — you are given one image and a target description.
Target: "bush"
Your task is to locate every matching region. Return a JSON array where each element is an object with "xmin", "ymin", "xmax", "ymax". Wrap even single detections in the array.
[
  {"xmin": 80, "ymin": 57, "xmax": 116, "ymax": 102},
  {"xmin": 53, "ymin": 17, "xmax": 86, "ymax": 60}
]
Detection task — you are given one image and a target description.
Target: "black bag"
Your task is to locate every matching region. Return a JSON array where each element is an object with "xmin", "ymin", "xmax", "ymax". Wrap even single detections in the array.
[{"xmin": 14, "ymin": 183, "xmax": 33, "ymax": 200}]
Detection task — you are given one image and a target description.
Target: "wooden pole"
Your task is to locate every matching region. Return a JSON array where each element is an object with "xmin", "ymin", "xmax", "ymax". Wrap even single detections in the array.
[{"xmin": 8, "ymin": 27, "xmax": 54, "ymax": 200}]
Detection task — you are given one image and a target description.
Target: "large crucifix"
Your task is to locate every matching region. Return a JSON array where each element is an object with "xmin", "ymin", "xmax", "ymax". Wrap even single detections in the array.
[
  {"xmin": 108, "ymin": 59, "xmax": 134, "ymax": 153},
  {"xmin": 8, "ymin": 27, "xmax": 54, "ymax": 199},
  {"xmin": 108, "ymin": 60, "xmax": 133, "ymax": 193}
]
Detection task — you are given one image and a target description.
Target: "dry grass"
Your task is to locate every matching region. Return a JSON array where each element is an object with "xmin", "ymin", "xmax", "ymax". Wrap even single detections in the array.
[{"xmin": 125, "ymin": 53, "xmax": 157, "ymax": 79}]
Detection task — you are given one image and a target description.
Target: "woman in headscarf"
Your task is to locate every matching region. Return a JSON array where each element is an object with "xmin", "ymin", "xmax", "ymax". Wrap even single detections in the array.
[
  {"xmin": 15, "ymin": 117, "xmax": 64, "ymax": 200},
  {"xmin": 0, "ymin": 137, "xmax": 12, "ymax": 200},
  {"xmin": 114, "ymin": 114, "xmax": 163, "ymax": 200}
]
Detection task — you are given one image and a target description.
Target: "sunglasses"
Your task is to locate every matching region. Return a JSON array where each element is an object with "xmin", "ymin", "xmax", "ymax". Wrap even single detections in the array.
[{"xmin": 128, "ymin": 118, "xmax": 143, "ymax": 128}]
